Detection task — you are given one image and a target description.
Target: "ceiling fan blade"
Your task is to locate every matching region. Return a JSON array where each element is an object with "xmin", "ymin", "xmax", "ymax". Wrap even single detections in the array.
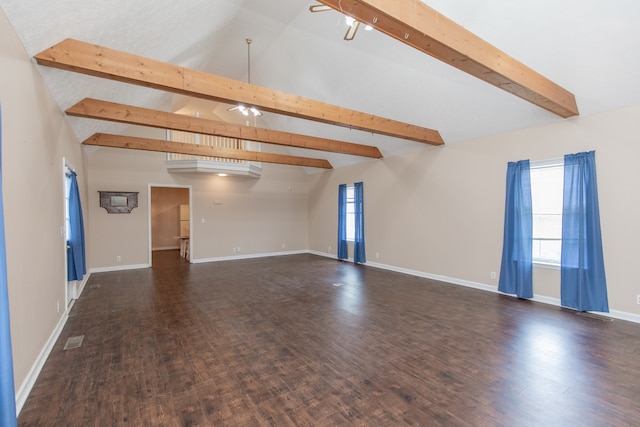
[
  {"xmin": 309, "ymin": 4, "xmax": 333, "ymax": 12},
  {"xmin": 344, "ymin": 20, "xmax": 360, "ymax": 41}
]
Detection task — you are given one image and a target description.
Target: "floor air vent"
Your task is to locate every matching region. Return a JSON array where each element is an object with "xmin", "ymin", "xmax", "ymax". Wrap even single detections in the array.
[
  {"xmin": 64, "ymin": 335, "xmax": 84, "ymax": 350},
  {"xmin": 89, "ymin": 283, "xmax": 101, "ymax": 289}
]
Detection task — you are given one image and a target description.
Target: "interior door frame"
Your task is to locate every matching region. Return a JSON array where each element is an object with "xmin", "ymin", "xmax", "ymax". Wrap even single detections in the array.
[
  {"xmin": 147, "ymin": 183, "xmax": 193, "ymax": 267},
  {"xmin": 62, "ymin": 157, "xmax": 76, "ymax": 308}
]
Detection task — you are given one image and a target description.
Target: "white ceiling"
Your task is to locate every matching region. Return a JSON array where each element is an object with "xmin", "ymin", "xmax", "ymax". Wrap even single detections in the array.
[{"xmin": 2, "ymin": 0, "xmax": 640, "ymax": 169}]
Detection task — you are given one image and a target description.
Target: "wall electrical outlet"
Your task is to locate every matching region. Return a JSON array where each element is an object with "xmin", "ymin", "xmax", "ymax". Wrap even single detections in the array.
[
  {"xmin": 490, "ymin": 272, "xmax": 496, "ymax": 279},
  {"xmin": 116, "ymin": 255, "xmax": 121, "ymax": 262},
  {"xmin": 637, "ymin": 294, "xmax": 640, "ymax": 305}
]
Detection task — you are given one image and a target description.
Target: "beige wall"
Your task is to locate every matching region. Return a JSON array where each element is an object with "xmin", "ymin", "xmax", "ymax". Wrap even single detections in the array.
[
  {"xmin": 0, "ymin": 9, "xmax": 87, "ymax": 392},
  {"xmin": 308, "ymin": 105, "xmax": 640, "ymax": 317},
  {"xmin": 87, "ymin": 143, "xmax": 311, "ymax": 269}
]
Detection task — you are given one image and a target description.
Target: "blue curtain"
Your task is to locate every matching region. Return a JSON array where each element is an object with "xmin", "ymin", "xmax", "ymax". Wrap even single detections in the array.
[
  {"xmin": 67, "ymin": 171, "xmax": 86, "ymax": 281},
  {"xmin": 0, "ymin": 105, "xmax": 18, "ymax": 426},
  {"xmin": 337, "ymin": 184, "xmax": 348, "ymax": 260},
  {"xmin": 353, "ymin": 182, "xmax": 366, "ymax": 263},
  {"xmin": 498, "ymin": 160, "xmax": 533, "ymax": 298},
  {"xmin": 560, "ymin": 151, "xmax": 608, "ymax": 312}
]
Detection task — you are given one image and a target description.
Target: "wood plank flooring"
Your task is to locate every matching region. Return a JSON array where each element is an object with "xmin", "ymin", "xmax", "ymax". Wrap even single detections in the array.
[{"xmin": 18, "ymin": 251, "xmax": 640, "ymax": 426}]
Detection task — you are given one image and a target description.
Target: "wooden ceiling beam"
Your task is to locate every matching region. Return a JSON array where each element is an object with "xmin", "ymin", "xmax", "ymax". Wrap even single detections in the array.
[
  {"xmin": 83, "ymin": 133, "xmax": 333, "ymax": 169},
  {"xmin": 34, "ymin": 38, "xmax": 444, "ymax": 145},
  {"xmin": 67, "ymin": 98, "xmax": 382, "ymax": 159},
  {"xmin": 317, "ymin": 0, "xmax": 578, "ymax": 118}
]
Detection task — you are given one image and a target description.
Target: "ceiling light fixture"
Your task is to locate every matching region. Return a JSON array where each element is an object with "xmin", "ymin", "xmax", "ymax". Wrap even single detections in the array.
[
  {"xmin": 228, "ymin": 38, "xmax": 262, "ymax": 117},
  {"xmin": 309, "ymin": 4, "xmax": 372, "ymax": 40}
]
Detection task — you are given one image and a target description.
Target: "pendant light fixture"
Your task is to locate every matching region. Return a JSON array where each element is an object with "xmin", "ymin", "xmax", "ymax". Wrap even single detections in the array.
[{"xmin": 228, "ymin": 38, "xmax": 262, "ymax": 117}]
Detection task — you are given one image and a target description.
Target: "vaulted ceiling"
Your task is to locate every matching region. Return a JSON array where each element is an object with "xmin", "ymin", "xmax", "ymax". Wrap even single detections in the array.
[{"xmin": 2, "ymin": 0, "xmax": 640, "ymax": 169}]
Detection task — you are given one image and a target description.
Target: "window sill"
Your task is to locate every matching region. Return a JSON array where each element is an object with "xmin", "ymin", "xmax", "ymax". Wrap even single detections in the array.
[{"xmin": 533, "ymin": 261, "xmax": 560, "ymax": 270}]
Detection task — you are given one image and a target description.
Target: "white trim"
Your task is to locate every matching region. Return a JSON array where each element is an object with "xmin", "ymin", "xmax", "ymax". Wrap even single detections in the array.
[
  {"xmin": 308, "ymin": 251, "xmax": 640, "ymax": 324},
  {"xmin": 533, "ymin": 261, "xmax": 561, "ymax": 270},
  {"xmin": 75, "ymin": 272, "xmax": 90, "ymax": 300},
  {"xmin": 62, "ymin": 157, "xmax": 70, "ymax": 308},
  {"xmin": 15, "ymin": 269, "xmax": 90, "ymax": 415},
  {"xmin": 308, "ymin": 250, "xmax": 339, "ymax": 260},
  {"xmin": 365, "ymin": 260, "xmax": 498, "ymax": 293},
  {"xmin": 529, "ymin": 157, "xmax": 564, "ymax": 168},
  {"xmin": 603, "ymin": 309, "xmax": 640, "ymax": 323},
  {"xmin": 164, "ymin": 159, "xmax": 262, "ymax": 178},
  {"xmin": 152, "ymin": 246, "xmax": 180, "ymax": 251},
  {"xmin": 192, "ymin": 249, "xmax": 307, "ymax": 264},
  {"xmin": 15, "ymin": 310, "xmax": 68, "ymax": 414},
  {"xmin": 90, "ymin": 263, "xmax": 149, "ymax": 273}
]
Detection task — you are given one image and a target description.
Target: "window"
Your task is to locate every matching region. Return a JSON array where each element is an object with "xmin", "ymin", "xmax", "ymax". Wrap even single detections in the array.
[
  {"xmin": 346, "ymin": 185, "xmax": 355, "ymax": 241},
  {"xmin": 530, "ymin": 161, "xmax": 563, "ymax": 265}
]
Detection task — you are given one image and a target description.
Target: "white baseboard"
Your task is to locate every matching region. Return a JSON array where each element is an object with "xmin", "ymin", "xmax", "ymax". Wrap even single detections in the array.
[
  {"xmin": 605, "ymin": 309, "xmax": 640, "ymax": 323},
  {"xmin": 152, "ymin": 246, "xmax": 179, "ymax": 251},
  {"xmin": 309, "ymin": 252, "xmax": 640, "ymax": 324},
  {"xmin": 15, "ymin": 270, "xmax": 93, "ymax": 415},
  {"xmin": 90, "ymin": 263, "xmax": 150, "ymax": 273},
  {"xmin": 15, "ymin": 309, "xmax": 68, "ymax": 414},
  {"xmin": 75, "ymin": 272, "xmax": 90, "ymax": 299},
  {"xmin": 192, "ymin": 249, "xmax": 307, "ymax": 264}
]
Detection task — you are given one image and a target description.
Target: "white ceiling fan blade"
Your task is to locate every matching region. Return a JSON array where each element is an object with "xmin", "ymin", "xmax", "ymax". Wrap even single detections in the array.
[
  {"xmin": 309, "ymin": 4, "xmax": 332, "ymax": 12},
  {"xmin": 344, "ymin": 20, "xmax": 360, "ymax": 41}
]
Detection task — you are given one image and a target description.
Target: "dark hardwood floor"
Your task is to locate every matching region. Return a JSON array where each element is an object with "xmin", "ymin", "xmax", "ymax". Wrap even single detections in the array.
[{"xmin": 18, "ymin": 251, "xmax": 640, "ymax": 426}]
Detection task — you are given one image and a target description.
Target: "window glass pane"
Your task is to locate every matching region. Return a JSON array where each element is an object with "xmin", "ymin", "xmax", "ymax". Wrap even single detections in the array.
[
  {"xmin": 346, "ymin": 214, "xmax": 355, "ymax": 240},
  {"xmin": 530, "ymin": 164, "xmax": 563, "ymax": 264},
  {"xmin": 346, "ymin": 186, "xmax": 355, "ymax": 240},
  {"xmin": 532, "ymin": 239, "xmax": 562, "ymax": 264},
  {"xmin": 530, "ymin": 166, "xmax": 563, "ymax": 216},
  {"xmin": 532, "ymin": 214, "xmax": 562, "ymax": 239}
]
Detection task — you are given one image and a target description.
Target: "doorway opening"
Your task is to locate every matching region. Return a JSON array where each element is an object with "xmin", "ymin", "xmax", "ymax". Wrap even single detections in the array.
[{"xmin": 148, "ymin": 185, "xmax": 192, "ymax": 267}]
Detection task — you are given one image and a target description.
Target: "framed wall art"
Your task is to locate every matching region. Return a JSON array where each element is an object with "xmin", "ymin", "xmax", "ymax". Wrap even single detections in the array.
[{"xmin": 99, "ymin": 191, "xmax": 139, "ymax": 214}]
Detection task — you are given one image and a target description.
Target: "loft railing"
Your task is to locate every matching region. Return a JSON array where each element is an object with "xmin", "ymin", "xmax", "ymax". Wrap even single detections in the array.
[{"xmin": 165, "ymin": 130, "xmax": 262, "ymax": 177}]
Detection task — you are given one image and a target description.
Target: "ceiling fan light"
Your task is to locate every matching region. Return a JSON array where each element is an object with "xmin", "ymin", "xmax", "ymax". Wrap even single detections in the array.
[
  {"xmin": 364, "ymin": 24, "xmax": 373, "ymax": 31},
  {"xmin": 344, "ymin": 20, "xmax": 360, "ymax": 41},
  {"xmin": 345, "ymin": 16, "xmax": 356, "ymax": 27},
  {"xmin": 230, "ymin": 40, "xmax": 262, "ymax": 117}
]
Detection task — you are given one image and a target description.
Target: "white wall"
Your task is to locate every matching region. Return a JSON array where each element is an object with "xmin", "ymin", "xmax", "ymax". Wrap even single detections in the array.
[
  {"xmin": 0, "ymin": 9, "xmax": 87, "ymax": 395},
  {"xmin": 308, "ymin": 105, "xmax": 640, "ymax": 317}
]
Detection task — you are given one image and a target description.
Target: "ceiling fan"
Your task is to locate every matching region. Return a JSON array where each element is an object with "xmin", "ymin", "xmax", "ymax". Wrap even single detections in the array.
[{"xmin": 309, "ymin": 4, "xmax": 372, "ymax": 41}]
